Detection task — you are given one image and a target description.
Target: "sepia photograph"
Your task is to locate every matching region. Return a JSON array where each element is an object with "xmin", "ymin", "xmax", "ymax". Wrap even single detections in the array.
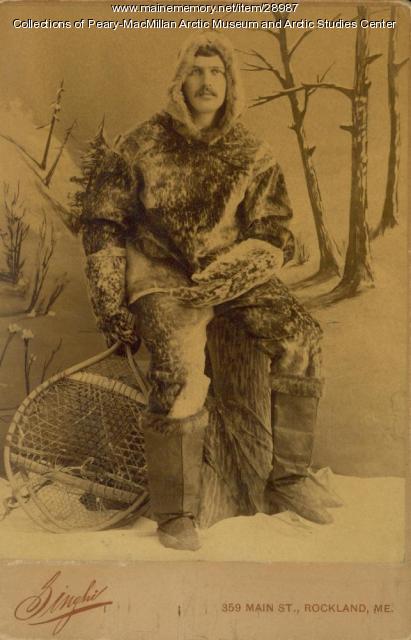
[{"xmin": 0, "ymin": 0, "xmax": 409, "ymax": 638}]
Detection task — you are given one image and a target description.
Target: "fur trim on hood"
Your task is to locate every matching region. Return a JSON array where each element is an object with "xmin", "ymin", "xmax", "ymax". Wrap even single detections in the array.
[{"xmin": 164, "ymin": 33, "xmax": 245, "ymax": 144}]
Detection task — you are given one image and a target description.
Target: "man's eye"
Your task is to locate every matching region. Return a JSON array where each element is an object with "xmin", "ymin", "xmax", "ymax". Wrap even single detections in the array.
[
  {"xmin": 190, "ymin": 68, "xmax": 201, "ymax": 75},
  {"xmin": 211, "ymin": 68, "xmax": 225, "ymax": 76}
]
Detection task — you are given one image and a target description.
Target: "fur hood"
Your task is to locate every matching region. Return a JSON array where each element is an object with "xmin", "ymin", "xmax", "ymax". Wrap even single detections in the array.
[{"xmin": 164, "ymin": 33, "xmax": 245, "ymax": 144}]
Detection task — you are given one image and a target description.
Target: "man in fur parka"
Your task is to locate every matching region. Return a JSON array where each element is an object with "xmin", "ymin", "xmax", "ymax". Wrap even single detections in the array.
[{"xmin": 81, "ymin": 33, "xmax": 337, "ymax": 551}]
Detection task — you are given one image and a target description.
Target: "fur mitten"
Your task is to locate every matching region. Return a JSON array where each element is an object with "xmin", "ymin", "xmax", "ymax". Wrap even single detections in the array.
[{"xmin": 85, "ymin": 248, "xmax": 137, "ymax": 347}]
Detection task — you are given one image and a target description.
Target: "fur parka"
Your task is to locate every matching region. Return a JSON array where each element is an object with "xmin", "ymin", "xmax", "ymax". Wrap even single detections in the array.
[{"xmin": 81, "ymin": 33, "xmax": 295, "ymax": 309}]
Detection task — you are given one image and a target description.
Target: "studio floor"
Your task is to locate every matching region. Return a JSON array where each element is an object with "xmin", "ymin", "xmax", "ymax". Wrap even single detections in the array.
[{"xmin": 0, "ymin": 472, "xmax": 405, "ymax": 563}]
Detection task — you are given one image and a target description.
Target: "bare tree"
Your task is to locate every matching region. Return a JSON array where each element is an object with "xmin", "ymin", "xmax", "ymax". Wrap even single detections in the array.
[
  {"xmin": 1, "ymin": 79, "xmax": 69, "ymax": 175},
  {"xmin": 22, "ymin": 329, "xmax": 35, "ymax": 395},
  {"xmin": 37, "ymin": 272, "xmax": 69, "ymax": 316},
  {"xmin": 39, "ymin": 80, "xmax": 64, "ymax": 171},
  {"xmin": 253, "ymin": 6, "xmax": 381, "ymax": 300},
  {"xmin": 40, "ymin": 337, "xmax": 63, "ymax": 383},
  {"xmin": 25, "ymin": 214, "xmax": 57, "ymax": 314},
  {"xmin": 331, "ymin": 5, "xmax": 377, "ymax": 297},
  {"xmin": 43, "ymin": 120, "xmax": 76, "ymax": 188},
  {"xmin": 372, "ymin": 5, "xmax": 408, "ymax": 238},
  {"xmin": 0, "ymin": 182, "xmax": 29, "ymax": 285},
  {"xmin": 305, "ymin": 7, "xmax": 379, "ymax": 299},
  {"xmin": 246, "ymin": 20, "xmax": 341, "ymax": 279}
]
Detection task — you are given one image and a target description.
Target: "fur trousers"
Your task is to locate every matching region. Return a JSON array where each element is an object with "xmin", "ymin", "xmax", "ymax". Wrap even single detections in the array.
[{"xmin": 130, "ymin": 274, "xmax": 323, "ymax": 419}]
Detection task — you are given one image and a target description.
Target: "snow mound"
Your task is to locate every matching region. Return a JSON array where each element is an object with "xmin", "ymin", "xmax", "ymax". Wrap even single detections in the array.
[{"xmin": 0, "ymin": 474, "xmax": 404, "ymax": 563}]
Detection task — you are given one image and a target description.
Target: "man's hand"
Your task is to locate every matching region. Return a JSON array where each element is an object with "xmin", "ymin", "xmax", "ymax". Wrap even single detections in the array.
[{"xmin": 99, "ymin": 307, "xmax": 140, "ymax": 353}]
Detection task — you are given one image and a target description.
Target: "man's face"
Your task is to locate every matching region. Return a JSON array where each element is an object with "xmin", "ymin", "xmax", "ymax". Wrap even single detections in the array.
[{"xmin": 182, "ymin": 54, "xmax": 227, "ymax": 117}]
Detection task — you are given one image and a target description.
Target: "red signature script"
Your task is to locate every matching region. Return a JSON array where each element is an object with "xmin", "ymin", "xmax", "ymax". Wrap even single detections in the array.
[{"xmin": 14, "ymin": 571, "xmax": 113, "ymax": 635}]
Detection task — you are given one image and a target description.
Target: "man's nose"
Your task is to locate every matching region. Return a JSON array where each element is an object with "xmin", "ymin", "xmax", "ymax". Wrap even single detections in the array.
[{"xmin": 202, "ymin": 69, "xmax": 214, "ymax": 85}]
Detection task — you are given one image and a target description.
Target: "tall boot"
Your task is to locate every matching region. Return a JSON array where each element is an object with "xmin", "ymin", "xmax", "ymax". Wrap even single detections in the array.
[
  {"xmin": 265, "ymin": 375, "xmax": 334, "ymax": 525},
  {"xmin": 143, "ymin": 407, "xmax": 208, "ymax": 551}
]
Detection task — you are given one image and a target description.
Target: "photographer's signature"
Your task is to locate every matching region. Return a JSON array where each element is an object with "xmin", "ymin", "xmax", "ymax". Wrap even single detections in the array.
[{"xmin": 14, "ymin": 570, "xmax": 113, "ymax": 635}]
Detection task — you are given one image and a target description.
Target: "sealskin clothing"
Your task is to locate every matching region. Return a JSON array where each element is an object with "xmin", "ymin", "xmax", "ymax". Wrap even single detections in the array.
[{"xmin": 80, "ymin": 33, "xmax": 295, "ymax": 309}]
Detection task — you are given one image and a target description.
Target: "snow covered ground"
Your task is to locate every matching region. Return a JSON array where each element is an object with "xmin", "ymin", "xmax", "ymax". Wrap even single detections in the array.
[{"xmin": 0, "ymin": 474, "xmax": 404, "ymax": 563}]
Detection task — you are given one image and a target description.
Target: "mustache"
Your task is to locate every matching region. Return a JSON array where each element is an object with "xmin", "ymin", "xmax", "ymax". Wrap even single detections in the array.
[{"xmin": 195, "ymin": 87, "xmax": 217, "ymax": 97}]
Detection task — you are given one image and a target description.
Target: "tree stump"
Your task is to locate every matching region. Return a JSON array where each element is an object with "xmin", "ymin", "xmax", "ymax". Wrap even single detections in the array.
[{"xmin": 198, "ymin": 315, "xmax": 273, "ymax": 528}]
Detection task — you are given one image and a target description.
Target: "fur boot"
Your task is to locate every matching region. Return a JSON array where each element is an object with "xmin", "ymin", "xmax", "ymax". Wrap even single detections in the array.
[
  {"xmin": 266, "ymin": 376, "xmax": 335, "ymax": 525},
  {"xmin": 143, "ymin": 407, "xmax": 208, "ymax": 551}
]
